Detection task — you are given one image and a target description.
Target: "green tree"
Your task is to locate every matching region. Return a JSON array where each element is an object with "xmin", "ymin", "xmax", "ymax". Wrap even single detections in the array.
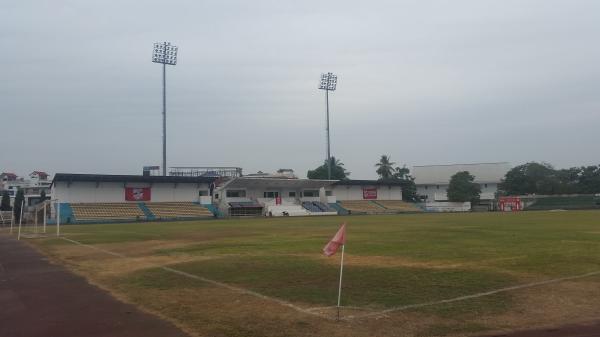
[
  {"xmin": 40, "ymin": 189, "xmax": 47, "ymax": 202},
  {"xmin": 375, "ymin": 155, "xmax": 396, "ymax": 180},
  {"xmin": 578, "ymin": 165, "xmax": 600, "ymax": 194},
  {"xmin": 1, "ymin": 191, "xmax": 11, "ymax": 211},
  {"xmin": 393, "ymin": 166, "xmax": 417, "ymax": 201},
  {"xmin": 376, "ymin": 160, "xmax": 418, "ymax": 202},
  {"xmin": 499, "ymin": 162, "xmax": 557, "ymax": 195},
  {"xmin": 13, "ymin": 189, "xmax": 25, "ymax": 222},
  {"xmin": 447, "ymin": 171, "xmax": 481, "ymax": 204},
  {"xmin": 394, "ymin": 166, "xmax": 410, "ymax": 180},
  {"xmin": 307, "ymin": 157, "xmax": 350, "ymax": 180}
]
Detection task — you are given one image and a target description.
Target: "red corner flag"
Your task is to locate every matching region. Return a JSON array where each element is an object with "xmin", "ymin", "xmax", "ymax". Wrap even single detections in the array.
[{"xmin": 323, "ymin": 223, "xmax": 346, "ymax": 257}]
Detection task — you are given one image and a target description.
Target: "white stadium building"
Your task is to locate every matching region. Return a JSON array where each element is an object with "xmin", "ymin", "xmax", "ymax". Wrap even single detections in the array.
[
  {"xmin": 412, "ymin": 162, "xmax": 511, "ymax": 202},
  {"xmin": 48, "ymin": 173, "xmax": 415, "ymax": 223}
]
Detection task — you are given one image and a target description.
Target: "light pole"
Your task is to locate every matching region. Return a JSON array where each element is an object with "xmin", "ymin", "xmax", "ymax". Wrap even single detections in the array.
[
  {"xmin": 318, "ymin": 72, "xmax": 338, "ymax": 180},
  {"xmin": 152, "ymin": 42, "xmax": 178, "ymax": 176}
]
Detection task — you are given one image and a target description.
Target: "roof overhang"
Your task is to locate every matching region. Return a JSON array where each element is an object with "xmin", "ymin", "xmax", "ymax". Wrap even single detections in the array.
[
  {"xmin": 223, "ymin": 177, "xmax": 337, "ymax": 189},
  {"xmin": 333, "ymin": 180, "xmax": 405, "ymax": 186},
  {"xmin": 52, "ymin": 173, "xmax": 216, "ymax": 187}
]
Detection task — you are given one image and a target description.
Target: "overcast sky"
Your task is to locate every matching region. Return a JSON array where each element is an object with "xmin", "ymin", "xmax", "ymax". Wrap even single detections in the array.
[{"xmin": 2, "ymin": 0, "xmax": 599, "ymax": 179}]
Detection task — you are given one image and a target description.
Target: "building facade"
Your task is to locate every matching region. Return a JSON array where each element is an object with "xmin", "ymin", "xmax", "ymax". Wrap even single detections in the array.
[{"xmin": 412, "ymin": 162, "xmax": 511, "ymax": 202}]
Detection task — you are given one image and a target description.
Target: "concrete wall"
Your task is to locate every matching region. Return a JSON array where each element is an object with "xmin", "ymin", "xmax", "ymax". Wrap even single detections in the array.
[
  {"xmin": 331, "ymin": 185, "xmax": 402, "ymax": 201},
  {"xmin": 425, "ymin": 201, "xmax": 471, "ymax": 212},
  {"xmin": 52, "ymin": 181, "xmax": 210, "ymax": 203},
  {"xmin": 417, "ymin": 183, "xmax": 498, "ymax": 201}
]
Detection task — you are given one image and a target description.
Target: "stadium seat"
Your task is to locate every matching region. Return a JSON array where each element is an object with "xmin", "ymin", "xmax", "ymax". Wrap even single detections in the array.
[
  {"xmin": 375, "ymin": 200, "xmax": 423, "ymax": 213},
  {"xmin": 144, "ymin": 202, "xmax": 213, "ymax": 219},
  {"xmin": 70, "ymin": 203, "xmax": 145, "ymax": 221},
  {"xmin": 301, "ymin": 201, "xmax": 332, "ymax": 213},
  {"xmin": 301, "ymin": 202, "xmax": 321, "ymax": 212},
  {"xmin": 338, "ymin": 200, "xmax": 390, "ymax": 214}
]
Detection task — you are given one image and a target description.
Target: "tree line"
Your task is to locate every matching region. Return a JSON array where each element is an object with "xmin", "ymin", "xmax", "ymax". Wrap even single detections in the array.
[
  {"xmin": 307, "ymin": 157, "xmax": 600, "ymax": 203},
  {"xmin": 499, "ymin": 162, "xmax": 600, "ymax": 196},
  {"xmin": 306, "ymin": 155, "xmax": 418, "ymax": 201},
  {"xmin": 1, "ymin": 189, "xmax": 47, "ymax": 223}
]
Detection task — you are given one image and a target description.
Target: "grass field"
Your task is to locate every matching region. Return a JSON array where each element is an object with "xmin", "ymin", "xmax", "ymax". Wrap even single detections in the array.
[{"xmin": 21, "ymin": 211, "xmax": 600, "ymax": 337}]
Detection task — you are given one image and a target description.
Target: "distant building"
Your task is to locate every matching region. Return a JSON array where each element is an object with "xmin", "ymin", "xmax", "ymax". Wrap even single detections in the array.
[
  {"xmin": 245, "ymin": 169, "xmax": 298, "ymax": 179},
  {"xmin": 1, "ymin": 172, "xmax": 17, "ymax": 182},
  {"xmin": 412, "ymin": 162, "xmax": 511, "ymax": 202},
  {"xmin": 0, "ymin": 171, "xmax": 52, "ymax": 207}
]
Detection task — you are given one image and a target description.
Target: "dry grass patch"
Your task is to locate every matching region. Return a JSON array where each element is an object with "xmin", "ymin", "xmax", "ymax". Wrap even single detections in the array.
[{"xmin": 474, "ymin": 279, "xmax": 600, "ymax": 334}]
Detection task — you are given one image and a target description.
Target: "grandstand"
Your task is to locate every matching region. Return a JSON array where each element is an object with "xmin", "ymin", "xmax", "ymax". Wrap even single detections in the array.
[
  {"xmin": 145, "ymin": 202, "xmax": 213, "ymax": 219},
  {"xmin": 68, "ymin": 202, "xmax": 214, "ymax": 222},
  {"xmin": 374, "ymin": 200, "xmax": 423, "ymax": 213},
  {"xmin": 302, "ymin": 201, "xmax": 331, "ymax": 212},
  {"xmin": 70, "ymin": 203, "xmax": 145, "ymax": 221},
  {"xmin": 338, "ymin": 200, "xmax": 390, "ymax": 214},
  {"xmin": 50, "ymin": 173, "xmax": 415, "ymax": 221}
]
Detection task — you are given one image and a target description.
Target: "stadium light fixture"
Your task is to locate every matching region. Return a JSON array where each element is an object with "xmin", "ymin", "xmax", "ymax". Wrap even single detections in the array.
[
  {"xmin": 318, "ymin": 72, "xmax": 338, "ymax": 180},
  {"xmin": 152, "ymin": 42, "xmax": 179, "ymax": 176}
]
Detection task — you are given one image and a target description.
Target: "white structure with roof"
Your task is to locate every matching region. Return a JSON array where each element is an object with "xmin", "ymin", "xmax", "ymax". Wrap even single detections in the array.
[{"xmin": 412, "ymin": 162, "xmax": 511, "ymax": 202}]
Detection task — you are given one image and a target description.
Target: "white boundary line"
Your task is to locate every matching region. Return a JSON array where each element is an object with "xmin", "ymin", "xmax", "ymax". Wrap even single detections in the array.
[
  {"xmin": 59, "ymin": 236, "xmax": 600, "ymax": 322},
  {"xmin": 347, "ymin": 270, "xmax": 600, "ymax": 320},
  {"xmin": 59, "ymin": 237, "xmax": 332, "ymax": 320}
]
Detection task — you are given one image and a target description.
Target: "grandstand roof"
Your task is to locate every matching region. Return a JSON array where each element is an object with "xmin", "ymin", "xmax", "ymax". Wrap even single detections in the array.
[
  {"xmin": 52, "ymin": 173, "xmax": 216, "ymax": 185},
  {"xmin": 223, "ymin": 177, "xmax": 337, "ymax": 189},
  {"xmin": 334, "ymin": 180, "xmax": 405, "ymax": 186},
  {"xmin": 412, "ymin": 162, "xmax": 511, "ymax": 185}
]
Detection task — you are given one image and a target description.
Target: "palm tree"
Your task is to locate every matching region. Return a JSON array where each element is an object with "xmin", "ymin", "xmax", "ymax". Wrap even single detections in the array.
[
  {"xmin": 307, "ymin": 156, "xmax": 350, "ymax": 180},
  {"xmin": 376, "ymin": 155, "xmax": 396, "ymax": 180}
]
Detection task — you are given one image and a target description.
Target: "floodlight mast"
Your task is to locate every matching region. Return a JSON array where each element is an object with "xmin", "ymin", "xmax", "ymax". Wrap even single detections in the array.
[
  {"xmin": 318, "ymin": 72, "xmax": 337, "ymax": 180},
  {"xmin": 152, "ymin": 42, "xmax": 178, "ymax": 176}
]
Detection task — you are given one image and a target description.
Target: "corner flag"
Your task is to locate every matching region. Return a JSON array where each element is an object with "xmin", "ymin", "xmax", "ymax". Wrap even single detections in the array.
[
  {"xmin": 323, "ymin": 223, "xmax": 347, "ymax": 320},
  {"xmin": 323, "ymin": 223, "xmax": 346, "ymax": 257}
]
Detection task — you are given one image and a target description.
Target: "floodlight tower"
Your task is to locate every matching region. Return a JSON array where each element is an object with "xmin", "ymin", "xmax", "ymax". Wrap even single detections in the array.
[
  {"xmin": 318, "ymin": 72, "xmax": 338, "ymax": 180},
  {"xmin": 152, "ymin": 42, "xmax": 178, "ymax": 176}
]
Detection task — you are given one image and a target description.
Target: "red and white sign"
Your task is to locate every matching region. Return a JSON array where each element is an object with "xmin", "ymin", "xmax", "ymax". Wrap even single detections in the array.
[
  {"xmin": 498, "ymin": 196, "xmax": 521, "ymax": 211},
  {"xmin": 362, "ymin": 187, "xmax": 377, "ymax": 200},
  {"xmin": 125, "ymin": 187, "xmax": 151, "ymax": 201}
]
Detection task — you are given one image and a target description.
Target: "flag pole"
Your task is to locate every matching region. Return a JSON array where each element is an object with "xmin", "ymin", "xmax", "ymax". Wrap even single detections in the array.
[{"xmin": 336, "ymin": 244, "xmax": 345, "ymax": 321}]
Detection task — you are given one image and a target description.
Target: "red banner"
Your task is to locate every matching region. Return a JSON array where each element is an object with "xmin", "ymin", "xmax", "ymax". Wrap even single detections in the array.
[
  {"xmin": 498, "ymin": 196, "xmax": 521, "ymax": 211},
  {"xmin": 125, "ymin": 187, "xmax": 151, "ymax": 201},
  {"xmin": 362, "ymin": 187, "xmax": 377, "ymax": 200}
]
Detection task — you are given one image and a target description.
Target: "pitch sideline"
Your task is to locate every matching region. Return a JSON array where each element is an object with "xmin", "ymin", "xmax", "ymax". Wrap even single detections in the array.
[
  {"xmin": 59, "ymin": 237, "xmax": 332, "ymax": 320},
  {"xmin": 59, "ymin": 236, "xmax": 600, "ymax": 322}
]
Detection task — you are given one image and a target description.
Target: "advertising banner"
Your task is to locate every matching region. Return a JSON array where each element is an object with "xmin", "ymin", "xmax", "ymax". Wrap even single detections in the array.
[
  {"xmin": 498, "ymin": 196, "xmax": 521, "ymax": 211},
  {"xmin": 362, "ymin": 187, "xmax": 377, "ymax": 200},
  {"xmin": 125, "ymin": 187, "xmax": 151, "ymax": 201}
]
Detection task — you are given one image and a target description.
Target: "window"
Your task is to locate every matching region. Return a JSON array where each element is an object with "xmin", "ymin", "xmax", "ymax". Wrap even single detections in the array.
[
  {"xmin": 288, "ymin": 191, "xmax": 296, "ymax": 198},
  {"xmin": 325, "ymin": 190, "xmax": 332, "ymax": 196},
  {"xmin": 263, "ymin": 191, "xmax": 279, "ymax": 198},
  {"xmin": 198, "ymin": 190, "xmax": 208, "ymax": 196},
  {"xmin": 484, "ymin": 184, "xmax": 488, "ymax": 188},
  {"xmin": 436, "ymin": 185, "xmax": 440, "ymax": 189},
  {"xmin": 226, "ymin": 190, "xmax": 246, "ymax": 198},
  {"xmin": 303, "ymin": 190, "xmax": 319, "ymax": 197}
]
